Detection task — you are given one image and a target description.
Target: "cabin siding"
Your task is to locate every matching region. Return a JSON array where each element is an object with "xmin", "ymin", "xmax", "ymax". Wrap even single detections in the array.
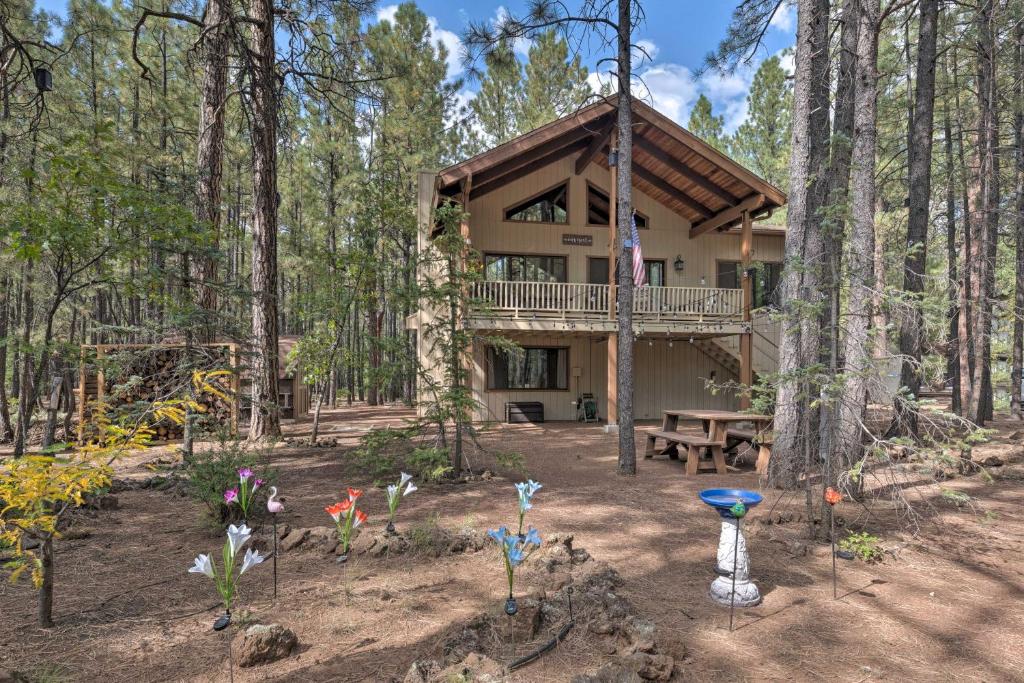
[
  {"xmin": 470, "ymin": 332, "xmax": 739, "ymax": 422},
  {"xmin": 466, "ymin": 154, "xmax": 784, "ymax": 287}
]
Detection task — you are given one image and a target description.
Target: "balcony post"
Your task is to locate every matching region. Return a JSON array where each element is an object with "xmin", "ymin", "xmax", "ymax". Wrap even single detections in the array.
[
  {"xmin": 740, "ymin": 209, "xmax": 753, "ymax": 409},
  {"xmin": 606, "ymin": 131, "xmax": 619, "ymax": 432}
]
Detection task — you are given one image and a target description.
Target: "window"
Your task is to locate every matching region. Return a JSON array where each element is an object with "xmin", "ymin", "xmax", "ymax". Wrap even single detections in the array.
[
  {"xmin": 504, "ymin": 183, "xmax": 569, "ymax": 223},
  {"xmin": 484, "ymin": 254, "xmax": 567, "ymax": 282},
  {"xmin": 588, "ymin": 257, "xmax": 665, "ymax": 287},
  {"xmin": 586, "ymin": 183, "xmax": 648, "ymax": 228},
  {"xmin": 717, "ymin": 261, "xmax": 783, "ymax": 308},
  {"xmin": 486, "ymin": 347, "xmax": 569, "ymax": 390}
]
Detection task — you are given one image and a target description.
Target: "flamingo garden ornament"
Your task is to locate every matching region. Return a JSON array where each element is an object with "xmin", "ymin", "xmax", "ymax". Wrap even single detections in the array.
[{"xmin": 267, "ymin": 487, "xmax": 283, "ymax": 599}]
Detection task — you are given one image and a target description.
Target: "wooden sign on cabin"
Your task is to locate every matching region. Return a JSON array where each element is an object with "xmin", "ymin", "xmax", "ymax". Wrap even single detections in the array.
[{"xmin": 562, "ymin": 234, "xmax": 593, "ymax": 246}]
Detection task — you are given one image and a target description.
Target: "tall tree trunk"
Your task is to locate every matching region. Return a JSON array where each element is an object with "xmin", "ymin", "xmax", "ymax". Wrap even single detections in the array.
[
  {"xmin": 1013, "ymin": 17, "xmax": 1024, "ymax": 420},
  {"xmin": 0, "ymin": 276, "xmax": 13, "ymax": 441},
  {"xmin": 894, "ymin": 0, "xmax": 938, "ymax": 436},
  {"xmin": 38, "ymin": 536, "xmax": 54, "ymax": 627},
  {"xmin": 772, "ymin": 0, "xmax": 831, "ymax": 489},
  {"xmin": 247, "ymin": 0, "xmax": 282, "ymax": 440},
  {"xmin": 615, "ymin": 0, "xmax": 636, "ymax": 476},
  {"xmin": 943, "ymin": 65, "xmax": 961, "ymax": 415},
  {"xmin": 192, "ymin": 0, "xmax": 230, "ymax": 339},
  {"xmin": 820, "ymin": 0, "xmax": 859, "ymax": 512},
  {"xmin": 835, "ymin": 0, "xmax": 879, "ymax": 473},
  {"xmin": 965, "ymin": 0, "xmax": 997, "ymax": 426}
]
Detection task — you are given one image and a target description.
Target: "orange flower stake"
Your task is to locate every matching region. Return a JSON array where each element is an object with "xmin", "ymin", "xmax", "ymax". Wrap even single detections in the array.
[{"xmin": 824, "ymin": 487, "xmax": 842, "ymax": 599}]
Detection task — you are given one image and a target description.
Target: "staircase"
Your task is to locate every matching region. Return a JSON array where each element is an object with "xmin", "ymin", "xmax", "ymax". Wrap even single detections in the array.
[{"xmin": 693, "ymin": 311, "xmax": 780, "ymax": 380}]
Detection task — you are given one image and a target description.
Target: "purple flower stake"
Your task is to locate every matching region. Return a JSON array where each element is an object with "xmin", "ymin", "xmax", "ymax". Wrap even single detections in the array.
[{"xmin": 224, "ymin": 467, "xmax": 263, "ymax": 521}]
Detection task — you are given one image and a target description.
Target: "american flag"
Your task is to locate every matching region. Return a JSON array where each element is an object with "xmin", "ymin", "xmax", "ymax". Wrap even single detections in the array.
[{"xmin": 631, "ymin": 212, "xmax": 646, "ymax": 287}]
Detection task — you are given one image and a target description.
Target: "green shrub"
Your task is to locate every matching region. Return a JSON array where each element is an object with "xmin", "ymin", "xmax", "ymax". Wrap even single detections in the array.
[
  {"xmin": 838, "ymin": 531, "xmax": 884, "ymax": 562},
  {"xmin": 408, "ymin": 446, "xmax": 452, "ymax": 482},
  {"xmin": 492, "ymin": 450, "xmax": 527, "ymax": 476},
  {"xmin": 353, "ymin": 427, "xmax": 411, "ymax": 483},
  {"xmin": 184, "ymin": 436, "xmax": 275, "ymax": 527}
]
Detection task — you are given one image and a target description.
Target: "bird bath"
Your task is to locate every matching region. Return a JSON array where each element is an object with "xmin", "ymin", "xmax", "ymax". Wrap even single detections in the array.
[{"xmin": 699, "ymin": 488, "xmax": 763, "ymax": 608}]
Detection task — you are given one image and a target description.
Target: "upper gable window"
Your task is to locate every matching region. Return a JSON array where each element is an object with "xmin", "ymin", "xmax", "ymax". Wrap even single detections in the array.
[
  {"xmin": 586, "ymin": 183, "xmax": 648, "ymax": 228},
  {"xmin": 504, "ymin": 182, "xmax": 569, "ymax": 223}
]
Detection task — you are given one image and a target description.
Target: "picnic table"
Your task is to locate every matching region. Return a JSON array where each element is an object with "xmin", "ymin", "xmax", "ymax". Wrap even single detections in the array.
[{"xmin": 646, "ymin": 409, "xmax": 773, "ymax": 475}]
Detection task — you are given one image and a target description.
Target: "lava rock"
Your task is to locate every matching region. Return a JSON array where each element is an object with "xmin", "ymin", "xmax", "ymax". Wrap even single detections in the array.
[
  {"xmin": 280, "ymin": 528, "xmax": 310, "ymax": 552},
  {"xmin": 234, "ymin": 623, "xmax": 298, "ymax": 667},
  {"xmin": 306, "ymin": 526, "xmax": 340, "ymax": 555},
  {"xmin": 435, "ymin": 653, "xmax": 506, "ymax": 683}
]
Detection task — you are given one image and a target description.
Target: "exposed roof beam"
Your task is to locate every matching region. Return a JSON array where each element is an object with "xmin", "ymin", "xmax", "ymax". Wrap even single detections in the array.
[
  {"xmin": 632, "ymin": 165, "xmax": 715, "ymax": 219},
  {"xmin": 689, "ymin": 194, "xmax": 765, "ymax": 238},
  {"xmin": 575, "ymin": 122, "xmax": 614, "ymax": 174},
  {"xmin": 466, "ymin": 120, "xmax": 605, "ymax": 192},
  {"xmin": 438, "ymin": 103, "xmax": 615, "ymax": 187},
  {"xmin": 471, "ymin": 137, "xmax": 592, "ymax": 200},
  {"xmin": 633, "ymin": 135, "xmax": 740, "ymax": 206}
]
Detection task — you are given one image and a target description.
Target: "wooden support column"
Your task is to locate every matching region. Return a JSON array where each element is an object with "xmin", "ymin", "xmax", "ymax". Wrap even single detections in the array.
[
  {"xmin": 739, "ymin": 209, "xmax": 753, "ymax": 409},
  {"xmin": 606, "ymin": 131, "xmax": 618, "ymax": 431}
]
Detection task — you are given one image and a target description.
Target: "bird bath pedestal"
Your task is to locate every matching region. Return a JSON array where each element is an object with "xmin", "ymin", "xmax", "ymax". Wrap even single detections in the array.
[{"xmin": 699, "ymin": 489, "xmax": 763, "ymax": 608}]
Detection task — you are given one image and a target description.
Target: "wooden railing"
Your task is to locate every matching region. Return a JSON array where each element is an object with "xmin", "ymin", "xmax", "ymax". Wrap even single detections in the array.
[{"xmin": 470, "ymin": 280, "xmax": 744, "ymax": 321}]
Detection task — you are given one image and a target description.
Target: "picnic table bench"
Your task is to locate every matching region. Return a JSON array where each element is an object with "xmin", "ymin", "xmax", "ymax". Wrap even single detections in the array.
[
  {"xmin": 645, "ymin": 409, "xmax": 773, "ymax": 475},
  {"xmin": 644, "ymin": 430, "xmax": 727, "ymax": 475}
]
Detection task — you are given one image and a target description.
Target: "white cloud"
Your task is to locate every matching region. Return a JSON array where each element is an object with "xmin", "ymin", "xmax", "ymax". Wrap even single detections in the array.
[
  {"xmin": 769, "ymin": 1, "xmax": 796, "ymax": 32},
  {"xmin": 592, "ymin": 47, "xmax": 792, "ymax": 135},
  {"xmin": 633, "ymin": 39, "xmax": 659, "ymax": 66},
  {"xmin": 375, "ymin": 4, "xmax": 464, "ymax": 80}
]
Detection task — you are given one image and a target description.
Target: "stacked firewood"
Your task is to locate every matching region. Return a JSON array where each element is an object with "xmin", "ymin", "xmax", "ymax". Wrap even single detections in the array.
[{"xmin": 96, "ymin": 346, "xmax": 235, "ymax": 442}]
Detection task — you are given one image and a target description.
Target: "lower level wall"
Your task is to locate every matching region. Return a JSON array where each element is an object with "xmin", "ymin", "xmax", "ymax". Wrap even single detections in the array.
[{"xmin": 470, "ymin": 332, "xmax": 739, "ymax": 422}]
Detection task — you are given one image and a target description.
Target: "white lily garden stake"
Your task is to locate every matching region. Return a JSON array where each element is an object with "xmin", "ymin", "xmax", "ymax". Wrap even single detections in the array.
[
  {"xmin": 385, "ymin": 472, "xmax": 417, "ymax": 535},
  {"xmin": 188, "ymin": 524, "xmax": 265, "ymax": 683},
  {"xmin": 188, "ymin": 523, "xmax": 266, "ymax": 624}
]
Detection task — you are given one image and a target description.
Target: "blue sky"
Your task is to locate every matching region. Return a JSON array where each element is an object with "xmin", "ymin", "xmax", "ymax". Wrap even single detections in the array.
[{"xmin": 34, "ymin": 0, "xmax": 797, "ymax": 133}]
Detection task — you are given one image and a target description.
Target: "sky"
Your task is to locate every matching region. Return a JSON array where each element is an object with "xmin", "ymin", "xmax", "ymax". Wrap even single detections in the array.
[{"xmin": 33, "ymin": 0, "xmax": 797, "ymax": 134}]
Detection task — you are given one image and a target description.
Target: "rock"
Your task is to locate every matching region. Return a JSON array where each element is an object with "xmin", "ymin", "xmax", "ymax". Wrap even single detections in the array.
[
  {"xmin": 623, "ymin": 653, "xmax": 675, "ymax": 681},
  {"xmin": 234, "ymin": 623, "xmax": 298, "ymax": 667},
  {"xmin": 571, "ymin": 548, "xmax": 592, "ymax": 565},
  {"xmin": 403, "ymin": 661, "xmax": 440, "ymax": 683},
  {"xmin": 305, "ymin": 526, "xmax": 340, "ymax": 555},
  {"xmin": 481, "ymin": 470, "xmax": 494, "ymax": 480},
  {"xmin": 275, "ymin": 523, "xmax": 291, "ymax": 540},
  {"xmin": 545, "ymin": 532, "xmax": 574, "ymax": 549},
  {"xmin": 280, "ymin": 528, "xmax": 310, "ymax": 552},
  {"xmin": 572, "ymin": 663, "xmax": 643, "ymax": 683},
  {"xmin": 367, "ymin": 533, "xmax": 411, "ymax": 557},
  {"xmin": 588, "ymin": 617, "xmax": 616, "ymax": 635},
  {"xmin": 543, "ymin": 571, "xmax": 573, "ymax": 592},
  {"xmin": 448, "ymin": 528, "xmax": 486, "ymax": 554},
  {"xmin": 509, "ymin": 598, "xmax": 542, "ymax": 641},
  {"xmin": 435, "ymin": 653, "xmax": 506, "ymax": 683},
  {"xmin": 620, "ymin": 617, "xmax": 656, "ymax": 654},
  {"xmin": 971, "ymin": 443, "xmax": 1022, "ymax": 467}
]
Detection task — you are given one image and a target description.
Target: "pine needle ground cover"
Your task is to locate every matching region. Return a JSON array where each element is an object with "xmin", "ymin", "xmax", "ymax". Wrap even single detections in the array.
[{"xmin": 1, "ymin": 404, "xmax": 1023, "ymax": 681}]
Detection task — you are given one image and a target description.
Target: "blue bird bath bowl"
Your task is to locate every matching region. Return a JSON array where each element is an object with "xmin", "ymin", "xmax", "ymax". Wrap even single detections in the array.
[{"xmin": 699, "ymin": 488, "xmax": 763, "ymax": 518}]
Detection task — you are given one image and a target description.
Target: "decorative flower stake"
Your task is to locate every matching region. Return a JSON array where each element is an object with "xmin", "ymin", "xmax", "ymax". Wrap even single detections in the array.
[
  {"xmin": 188, "ymin": 523, "xmax": 266, "ymax": 623},
  {"xmin": 489, "ymin": 480, "xmax": 544, "ymax": 631},
  {"xmin": 824, "ymin": 486, "xmax": 843, "ymax": 599},
  {"xmin": 267, "ymin": 486, "xmax": 284, "ymax": 600},
  {"xmin": 385, "ymin": 472, "xmax": 417, "ymax": 535},
  {"xmin": 514, "ymin": 479, "xmax": 542, "ymax": 536},
  {"xmin": 327, "ymin": 487, "xmax": 366, "ymax": 562},
  {"xmin": 224, "ymin": 467, "xmax": 264, "ymax": 521}
]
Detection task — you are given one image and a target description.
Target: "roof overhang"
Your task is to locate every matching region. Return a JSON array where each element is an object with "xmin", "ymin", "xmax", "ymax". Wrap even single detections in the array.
[{"xmin": 434, "ymin": 95, "xmax": 787, "ymax": 237}]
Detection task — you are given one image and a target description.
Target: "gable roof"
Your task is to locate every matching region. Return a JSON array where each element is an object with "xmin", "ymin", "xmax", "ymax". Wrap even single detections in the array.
[{"xmin": 436, "ymin": 95, "xmax": 787, "ymax": 237}]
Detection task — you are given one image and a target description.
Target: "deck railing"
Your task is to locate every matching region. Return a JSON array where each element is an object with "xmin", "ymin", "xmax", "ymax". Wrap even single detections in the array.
[{"xmin": 470, "ymin": 280, "xmax": 744, "ymax": 321}]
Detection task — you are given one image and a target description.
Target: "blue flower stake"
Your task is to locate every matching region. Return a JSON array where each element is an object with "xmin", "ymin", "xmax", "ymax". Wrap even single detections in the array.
[{"xmin": 490, "ymin": 481, "xmax": 543, "ymax": 657}]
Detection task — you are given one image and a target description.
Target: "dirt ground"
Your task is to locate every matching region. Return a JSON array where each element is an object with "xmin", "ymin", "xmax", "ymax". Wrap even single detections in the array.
[{"xmin": 3, "ymin": 404, "xmax": 1024, "ymax": 682}]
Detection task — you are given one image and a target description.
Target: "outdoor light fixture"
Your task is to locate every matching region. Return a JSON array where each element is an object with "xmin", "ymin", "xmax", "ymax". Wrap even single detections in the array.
[
  {"xmin": 700, "ymin": 275, "xmax": 706, "ymax": 287},
  {"xmin": 668, "ymin": 340, "xmax": 673, "ymax": 348},
  {"xmin": 607, "ymin": 149, "xmax": 618, "ymax": 167},
  {"xmin": 34, "ymin": 67, "xmax": 52, "ymax": 93},
  {"xmin": 674, "ymin": 255, "xmax": 685, "ymax": 272}
]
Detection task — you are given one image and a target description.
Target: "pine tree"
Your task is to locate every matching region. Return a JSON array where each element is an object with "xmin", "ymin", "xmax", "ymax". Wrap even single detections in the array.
[
  {"xmin": 731, "ymin": 55, "xmax": 792, "ymax": 189},
  {"xmin": 519, "ymin": 29, "xmax": 590, "ymax": 132},
  {"xmin": 687, "ymin": 94, "xmax": 728, "ymax": 151},
  {"xmin": 470, "ymin": 38, "xmax": 523, "ymax": 146}
]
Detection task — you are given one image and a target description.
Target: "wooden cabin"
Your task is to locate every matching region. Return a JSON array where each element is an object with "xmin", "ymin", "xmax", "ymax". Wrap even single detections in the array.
[
  {"xmin": 277, "ymin": 335, "xmax": 310, "ymax": 421},
  {"xmin": 410, "ymin": 96, "xmax": 787, "ymax": 425}
]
